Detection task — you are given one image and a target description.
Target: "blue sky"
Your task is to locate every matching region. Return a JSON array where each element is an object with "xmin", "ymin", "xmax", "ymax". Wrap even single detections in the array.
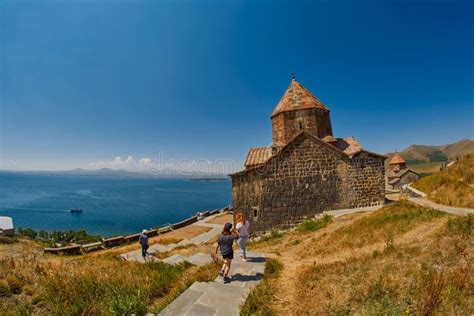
[{"xmin": 0, "ymin": 0, "xmax": 473, "ymax": 171}]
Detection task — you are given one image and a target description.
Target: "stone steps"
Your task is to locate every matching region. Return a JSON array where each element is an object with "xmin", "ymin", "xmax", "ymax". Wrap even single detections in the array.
[{"xmin": 158, "ymin": 252, "xmax": 274, "ymax": 316}]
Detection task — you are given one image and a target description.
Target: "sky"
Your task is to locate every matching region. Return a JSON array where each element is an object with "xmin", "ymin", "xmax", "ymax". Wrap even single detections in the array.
[{"xmin": 0, "ymin": 0, "xmax": 473, "ymax": 172}]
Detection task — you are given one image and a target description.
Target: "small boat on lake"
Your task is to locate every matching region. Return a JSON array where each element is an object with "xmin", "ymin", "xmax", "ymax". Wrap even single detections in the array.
[{"xmin": 70, "ymin": 208, "xmax": 83, "ymax": 214}]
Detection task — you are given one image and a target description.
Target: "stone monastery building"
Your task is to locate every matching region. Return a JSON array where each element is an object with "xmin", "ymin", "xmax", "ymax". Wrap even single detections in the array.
[
  {"xmin": 386, "ymin": 153, "xmax": 419, "ymax": 191},
  {"xmin": 230, "ymin": 78, "xmax": 386, "ymax": 233}
]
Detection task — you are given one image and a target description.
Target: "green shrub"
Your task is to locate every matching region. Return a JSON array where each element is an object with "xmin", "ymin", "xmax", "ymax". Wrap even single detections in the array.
[
  {"xmin": 16, "ymin": 228, "xmax": 38, "ymax": 239},
  {"xmin": 109, "ymin": 287, "xmax": 148, "ymax": 316},
  {"xmin": 297, "ymin": 213, "xmax": 332, "ymax": 232},
  {"xmin": 264, "ymin": 258, "xmax": 283, "ymax": 278},
  {"xmin": 446, "ymin": 215, "xmax": 473, "ymax": 238}
]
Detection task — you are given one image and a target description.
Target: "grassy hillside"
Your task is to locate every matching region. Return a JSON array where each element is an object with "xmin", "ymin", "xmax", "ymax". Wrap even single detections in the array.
[
  {"xmin": 243, "ymin": 200, "xmax": 473, "ymax": 315},
  {"xmin": 413, "ymin": 154, "xmax": 474, "ymax": 208},
  {"xmin": 0, "ymin": 241, "xmax": 219, "ymax": 315}
]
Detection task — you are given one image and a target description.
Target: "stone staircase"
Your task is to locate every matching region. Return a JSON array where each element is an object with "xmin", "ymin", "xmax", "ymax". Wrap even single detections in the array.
[
  {"xmin": 158, "ymin": 252, "xmax": 273, "ymax": 316},
  {"xmin": 120, "ymin": 215, "xmax": 223, "ymax": 264}
]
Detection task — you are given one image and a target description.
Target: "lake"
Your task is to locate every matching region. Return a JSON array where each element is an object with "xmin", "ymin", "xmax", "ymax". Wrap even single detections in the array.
[{"xmin": 0, "ymin": 172, "xmax": 231, "ymax": 237}]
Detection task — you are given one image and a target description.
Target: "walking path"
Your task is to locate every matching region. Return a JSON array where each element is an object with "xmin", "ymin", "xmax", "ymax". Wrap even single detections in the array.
[
  {"xmin": 123, "ymin": 200, "xmax": 472, "ymax": 315},
  {"xmin": 158, "ymin": 252, "xmax": 275, "ymax": 316},
  {"xmin": 326, "ymin": 204, "xmax": 384, "ymax": 217},
  {"xmin": 409, "ymin": 197, "xmax": 474, "ymax": 215},
  {"xmin": 120, "ymin": 214, "xmax": 223, "ymax": 264}
]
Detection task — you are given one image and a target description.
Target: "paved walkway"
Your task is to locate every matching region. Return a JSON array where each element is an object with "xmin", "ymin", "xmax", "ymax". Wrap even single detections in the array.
[
  {"xmin": 409, "ymin": 197, "xmax": 474, "ymax": 215},
  {"xmin": 326, "ymin": 204, "xmax": 384, "ymax": 217},
  {"xmin": 120, "ymin": 214, "xmax": 223, "ymax": 264},
  {"xmin": 158, "ymin": 252, "xmax": 275, "ymax": 316}
]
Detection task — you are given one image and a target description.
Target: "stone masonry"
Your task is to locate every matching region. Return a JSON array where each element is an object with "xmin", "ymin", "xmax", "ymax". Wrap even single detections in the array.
[{"xmin": 230, "ymin": 78, "xmax": 386, "ymax": 233}]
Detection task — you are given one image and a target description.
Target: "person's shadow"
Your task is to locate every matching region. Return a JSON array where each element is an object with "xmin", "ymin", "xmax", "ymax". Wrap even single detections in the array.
[
  {"xmin": 244, "ymin": 256, "xmax": 266, "ymax": 263},
  {"xmin": 231, "ymin": 272, "xmax": 264, "ymax": 282}
]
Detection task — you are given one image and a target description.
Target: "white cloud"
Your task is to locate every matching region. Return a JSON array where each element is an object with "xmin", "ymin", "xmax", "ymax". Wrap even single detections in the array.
[
  {"xmin": 88, "ymin": 155, "xmax": 142, "ymax": 171},
  {"xmin": 88, "ymin": 155, "xmax": 236, "ymax": 174}
]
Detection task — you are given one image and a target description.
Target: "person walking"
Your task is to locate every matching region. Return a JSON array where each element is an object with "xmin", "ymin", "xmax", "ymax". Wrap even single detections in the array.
[
  {"xmin": 235, "ymin": 212, "xmax": 250, "ymax": 261},
  {"xmin": 139, "ymin": 229, "xmax": 149, "ymax": 260},
  {"xmin": 215, "ymin": 223, "xmax": 240, "ymax": 284}
]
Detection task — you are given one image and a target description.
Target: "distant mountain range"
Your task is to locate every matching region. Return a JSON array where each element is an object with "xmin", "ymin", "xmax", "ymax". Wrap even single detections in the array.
[
  {"xmin": 387, "ymin": 139, "xmax": 474, "ymax": 164},
  {"xmin": 2, "ymin": 168, "xmax": 230, "ymax": 179},
  {"xmin": 385, "ymin": 139, "xmax": 474, "ymax": 173}
]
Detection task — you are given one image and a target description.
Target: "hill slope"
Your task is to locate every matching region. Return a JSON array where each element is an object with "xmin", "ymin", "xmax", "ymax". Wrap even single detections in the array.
[
  {"xmin": 413, "ymin": 154, "xmax": 474, "ymax": 208},
  {"xmin": 244, "ymin": 201, "xmax": 473, "ymax": 315}
]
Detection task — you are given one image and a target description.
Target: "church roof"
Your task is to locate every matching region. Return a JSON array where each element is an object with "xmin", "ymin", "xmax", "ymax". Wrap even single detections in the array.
[
  {"xmin": 244, "ymin": 146, "xmax": 273, "ymax": 167},
  {"xmin": 233, "ymin": 131, "xmax": 386, "ymax": 176},
  {"xmin": 387, "ymin": 167, "xmax": 418, "ymax": 179},
  {"xmin": 271, "ymin": 79, "xmax": 329, "ymax": 117},
  {"xmin": 389, "ymin": 153, "xmax": 406, "ymax": 165},
  {"xmin": 335, "ymin": 137, "xmax": 363, "ymax": 158},
  {"xmin": 242, "ymin": 134, "xmax": 375, "ymax": 171}
]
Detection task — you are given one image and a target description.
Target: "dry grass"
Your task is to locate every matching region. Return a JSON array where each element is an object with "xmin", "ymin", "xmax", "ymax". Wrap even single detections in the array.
[
  {"xmin": 0, "ymin": 252, "xmax": 195, "ymax": 315},
  {"xmin": 307, "ymin": 200, "xmax": 446, "ymax": 256},
  {"xmin": 413, "ymin": 154, "xmax": 474, "ymax": 208},
  {"xmin": 206, "ymin": 213, "xmax": 233, "ymax": 225},
  {"xmin": 0, "ymin": 222, "xmax": 223, "ymax": 315},
  {"xmin": 91, "ymin": 224, "xmax": 211, "ymax": 257},
  {"xmin": 242, "ymin": 201, "xmax": 473, "ymax": 315},
  {"xmin": 293, "ymin": 215, "xmax": 473, "ymax": 315},
  {"xmin": 240, "ymin": 258, "xmax": 283, "ymax": 316}
]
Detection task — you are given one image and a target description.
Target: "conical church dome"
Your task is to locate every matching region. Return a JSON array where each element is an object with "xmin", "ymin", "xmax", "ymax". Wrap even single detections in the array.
[{"xmin": 271, "ymin": 78, "xmax": 329, "ymax": 117}]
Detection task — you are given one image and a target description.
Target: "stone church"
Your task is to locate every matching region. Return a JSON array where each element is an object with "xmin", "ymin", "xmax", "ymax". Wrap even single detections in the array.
[
  {"xmin": 386, "ymin": 153, "xmax": 419, "ymax": 191},
  {"xmin": 230, "ymin": 78, "xmax": 386, "ymax": 233}
]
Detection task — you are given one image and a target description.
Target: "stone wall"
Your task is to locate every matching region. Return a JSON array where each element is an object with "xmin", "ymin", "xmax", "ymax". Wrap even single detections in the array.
[
  {"xmin": 232, "ymin": 133, "xmax": 385, "ymax": 234},
  {"xmin": 393, "ymin": 170, "xmax": 419, "ymax": 191},
  {"xmin": 347, "ymin": 151, "xmax": 386, "ymax": 208},
  {"xmin": 271, "ymin": 108, "xmax": 333, "ymax": 147}
]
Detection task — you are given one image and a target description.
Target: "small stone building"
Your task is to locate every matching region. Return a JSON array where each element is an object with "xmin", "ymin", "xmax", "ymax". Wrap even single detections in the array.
[
  {"xmin": 0, "ymin": 216, "xmax": 14, "ymax": 237},
  {"xmin": 386, "ymin": 153, "xmax": 419, "ymax": 191},
  {"xmin": 230, "ymin": 79, "xmax": 386, "ymax": 233}
]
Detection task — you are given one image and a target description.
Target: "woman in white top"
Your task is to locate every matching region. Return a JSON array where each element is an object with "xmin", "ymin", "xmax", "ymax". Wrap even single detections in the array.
[{"xmin": 235, "ymin": 212, "xmax": 250, "ymax": 261}]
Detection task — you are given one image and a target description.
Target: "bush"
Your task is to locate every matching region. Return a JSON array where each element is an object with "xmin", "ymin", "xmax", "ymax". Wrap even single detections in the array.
[
  {"xmin": 16, "ymin": 228, "xmax": 38, "ymax": 239},
  {"xmin": 446, "ymin": 215, "xmax": 473, "ymax": 238},
  {"xmin": 297, "ymin": 214, "xmax": 332, "ymax": 232},
  {"xmin": 109, "ymin": 287, "xmax": 148, "ymax": 316},
  {"xmin": 263, "ymin": 258, "xmax": 283, "ymax": 278}
]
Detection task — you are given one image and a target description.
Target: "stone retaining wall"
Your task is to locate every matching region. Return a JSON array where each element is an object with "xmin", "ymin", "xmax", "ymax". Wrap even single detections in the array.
[{"xmin": 43, "ymin": 207, "xmax": 227, "ymax": 255}]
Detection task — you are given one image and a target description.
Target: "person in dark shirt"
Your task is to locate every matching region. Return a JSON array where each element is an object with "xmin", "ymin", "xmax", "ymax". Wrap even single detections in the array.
[
  {"xmin": 215, "ymin": 222, "xmax": 240, "ymax": 284},
  {"xmin": 139, "ymin": 230, "xmax": 149, "ymax": 259}
]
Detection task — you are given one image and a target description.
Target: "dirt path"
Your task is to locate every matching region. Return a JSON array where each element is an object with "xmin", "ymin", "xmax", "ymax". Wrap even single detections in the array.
[{"xmin": 270, "ymin": 215, "xmax": 449, "ymax": 315}]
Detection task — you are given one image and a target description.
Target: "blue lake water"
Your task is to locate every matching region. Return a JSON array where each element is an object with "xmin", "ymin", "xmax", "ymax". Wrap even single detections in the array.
[{"xmin": 0, "ymin": 172, "xmax": 231, "ymax": 237}]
